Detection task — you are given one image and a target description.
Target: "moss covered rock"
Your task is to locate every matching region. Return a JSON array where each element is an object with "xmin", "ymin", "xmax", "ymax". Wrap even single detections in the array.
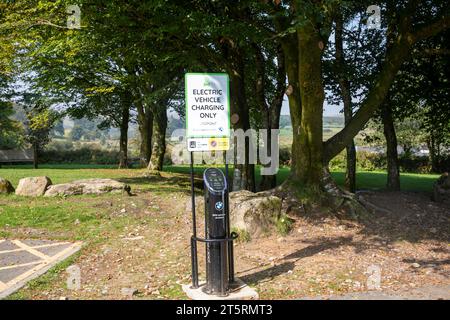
[
  {"xmin": 0, "ymin": 178, "xmax": 14, "ymax": 194},
  {"xmin": 433, "ymin": 173, "xmax": 450, "ymax": 204},
  {"xmin": 229, "ymin": 190, "xmax": 283, "ymax": 239}
]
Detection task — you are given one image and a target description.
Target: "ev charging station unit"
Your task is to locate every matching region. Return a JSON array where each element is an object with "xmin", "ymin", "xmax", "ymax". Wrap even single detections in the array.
[
  {"xmin": 185, "ymin": 72, "xmax": 241, "ymax": 297},
  {"xmin": 189, "ymin": 158, "xmax": 238, "ymax": 297}
]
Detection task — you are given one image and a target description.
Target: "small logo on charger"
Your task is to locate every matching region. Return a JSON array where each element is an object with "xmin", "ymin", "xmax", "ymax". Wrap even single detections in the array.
[{"xmin": 215, "ymin": 202, "xmax": 224, "ymax": 210}]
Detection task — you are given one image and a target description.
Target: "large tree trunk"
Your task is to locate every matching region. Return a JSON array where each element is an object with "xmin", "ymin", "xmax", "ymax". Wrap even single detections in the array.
[
  {"xmin": 427, "ymin": 132, "xmax": 443, "ymax": 173},
  {"xmin": 275, "ymin": 15, "xmax": 366, "ymax": 218},
  {"xmin": 345, "ymin": 141, "xmax": 357, "ymax": 192},
  {"xmin": 382, "ymin": 102, "xmax": 401, "ymax": 191},
  {"xmin": 259, "ymin": 117, "xmax": 280, "ymax": 190},
  {"xmin": 335, "ymin": 13, "xmax": 356, "ymax": 193},
  {"xmin": 136, "ymin": 102, "xmax": 153, "ymax": 167},
  {"xmin": 148, "ymin": 105, "xmax": 167, "ymax": 171},
  {"xmin": 118, "ymin": 105, "xmax": 130, "ymax": 169},
  {"xmin": 254, "ymin": 44, "xmax": 286, "ymax": 191},
  {"xmin": 277, "ymin": 32, "xmax": 302, "ymax": 183},
  {"xmin": 290, "ymin": 25, "xmax": 324, "ymax": 190},
  {"xmin": 226, "ymin": 46, "xmax": 255, "ymax": 192}
]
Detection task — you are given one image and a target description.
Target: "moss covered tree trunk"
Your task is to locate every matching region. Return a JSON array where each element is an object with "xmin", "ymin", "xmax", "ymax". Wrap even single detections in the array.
[
  {"xmin": 148, "ymin": 105, "xmax": 167, "ymax": 171},
  {"xmin": 290, "ymin": 26, "xmax": 325, "ymax": 189}
]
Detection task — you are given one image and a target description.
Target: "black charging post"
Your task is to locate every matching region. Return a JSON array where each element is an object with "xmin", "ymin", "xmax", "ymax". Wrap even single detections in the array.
[{"xmin": 189, "ymin": 155, "xmax": 237, "ymax": 297}]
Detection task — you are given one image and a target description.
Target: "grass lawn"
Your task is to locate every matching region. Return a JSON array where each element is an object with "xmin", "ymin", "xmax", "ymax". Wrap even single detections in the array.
[
  {"xmin": 0, "ymin": 163, "xmax": 440, "ymax": 193},
  {"xmin": 0, "ymin": 165, "xmax": 187, "ymax": 240},
  {"xmin": 163, "ymin": 165, "xmax": 439, "ymax": 194}
]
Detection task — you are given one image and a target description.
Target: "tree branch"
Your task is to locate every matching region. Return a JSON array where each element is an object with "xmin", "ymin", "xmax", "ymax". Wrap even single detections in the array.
[
  {"xmin": 323, "ymin": 8, "xmax": 450, "ymax": 163},
  {"xmin": 412, "ymin": 14, "xmax": 450, "ymax": 42},
  {"xmin": 28, "ymin": 19, "xmax": 84, "ymax": 30}
]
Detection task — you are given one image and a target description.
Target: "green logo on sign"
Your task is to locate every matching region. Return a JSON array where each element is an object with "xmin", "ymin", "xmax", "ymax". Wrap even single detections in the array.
[{"xmin": 203, "ymin": 79, "xmax": 212, "ymax": 87}]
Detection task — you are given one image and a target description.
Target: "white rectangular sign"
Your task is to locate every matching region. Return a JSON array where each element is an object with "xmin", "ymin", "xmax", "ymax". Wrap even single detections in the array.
[{"xmin": 185, "ymin": 73, "xmax": 230, "ymax": 151}]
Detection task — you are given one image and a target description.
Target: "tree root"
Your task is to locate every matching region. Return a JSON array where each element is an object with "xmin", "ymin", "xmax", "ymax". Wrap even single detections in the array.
[
  {"xmin": 268, "ymin": 168, "xmax": 373, "ymax": 220},
  {"xmin": 320, "ymin": 168, "xmax": 371, "ymax": 219},
  {"xmin": 355, "ymin": 191, "xmax": 393, "ymax": 215}
]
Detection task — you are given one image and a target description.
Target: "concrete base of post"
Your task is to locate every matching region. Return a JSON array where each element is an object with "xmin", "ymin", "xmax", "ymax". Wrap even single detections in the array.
[{"xmin": 182, "ymin": 278, "xmax": 259, "ymax": 300}]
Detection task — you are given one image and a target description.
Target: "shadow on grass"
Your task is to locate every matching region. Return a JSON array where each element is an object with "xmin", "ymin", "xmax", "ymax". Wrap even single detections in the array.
[
  {"xmin": 283, "ymin": 236, "xmax": 354, "ymax": 260},
  {"xmin": 240, "ymin": 237, "xmax": 353, "ymax": 285},
  {"xmin": 240, "ymin": 230, "xmax": 449, "ymax": 285},
  {"xmin": 240, "ymin": 261, "xmax": 296, "ymax": 285},
  {"xmin": 117, "ymin": 174, "xmax": 204, "ymax": 193},
  {"xmin": 356, "ymin": 191, "xmax": 450, "ymax": 244},
  {"xmin": 295, "ymin": 198, "xmax": 450, "ymax": 246},
  {"xmin": 402, "ymin": 258, "xmax": 450, "ymax": 277}
]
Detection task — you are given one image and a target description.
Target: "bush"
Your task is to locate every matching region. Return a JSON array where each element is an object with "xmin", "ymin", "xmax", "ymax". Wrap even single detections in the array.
[
  {"xmin": 328, "ymin": 150, "xmax": 450, "ymax": 174},
  {"xmin": 329, "ymin": 152, "xmax": 346, "ymax": 171},
  {"xmin": 163, "ymin": 153, "xmax": 173, "ymax": 166},
  {"xmin": 357, "ymin": 151, "xmax": 386, "ymax": 171},
  {"xmin": 46, "ymin": 139, "xmax": 75, "ymax": 151},
  {"xmin": 40, "ymin": 148, "xmax": 120, "ymax": 165},
  {"xmin": 399, "ymin": 155, "xmax": 431, "ymax": 173},
  {"xmin": 291, "ymin": 149, "xmax": 389, "ymax": 172},
  {"xmin": 437, "ymin": 156, "xmax": 450, "ymax": 172},
  {"xmin": 279, "ymin": 147, "xmax": 291, "ymax": 165},
  {"xmin": 275, "ymin": 214, "xmax": 294, "ymax": 236}
]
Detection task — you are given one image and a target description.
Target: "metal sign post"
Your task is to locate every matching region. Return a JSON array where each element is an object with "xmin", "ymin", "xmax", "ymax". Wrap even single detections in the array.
[
  {"xmin": 185, "ymin": 73, "xmax": 237, "ymax": 296},
  {"xmin": 189, "ymin": 151, "xmax": 199, "ymax": 289}
]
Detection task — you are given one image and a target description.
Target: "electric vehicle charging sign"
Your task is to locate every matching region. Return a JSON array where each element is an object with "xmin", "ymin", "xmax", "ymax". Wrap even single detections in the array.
[{"xmin": 185, "ymin": 73, "xmax": 230, "ymax": 151}]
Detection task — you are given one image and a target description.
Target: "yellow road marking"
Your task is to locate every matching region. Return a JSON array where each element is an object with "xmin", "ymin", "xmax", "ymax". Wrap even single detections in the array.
[
  {"xmin": 6, "ymin": 263, "xmax": 47, "ymax": 286},
  {"xmin": 0, "ymin": 241, "xmax": 82, "ymax": 294},
  {"xmin": 0, "ymin": 242, "xmax": 71, "ymax": 255},
  {"xmin": 50, "ymin": 242, "xmax": 82, "ymax": 261},
  {"xmin": 0, "ymin": 261, "xmax": 44, "ymax": 271},
  {"xmin": 11, "ymin": 240, "xmax": 51, "ymax": 261}
]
